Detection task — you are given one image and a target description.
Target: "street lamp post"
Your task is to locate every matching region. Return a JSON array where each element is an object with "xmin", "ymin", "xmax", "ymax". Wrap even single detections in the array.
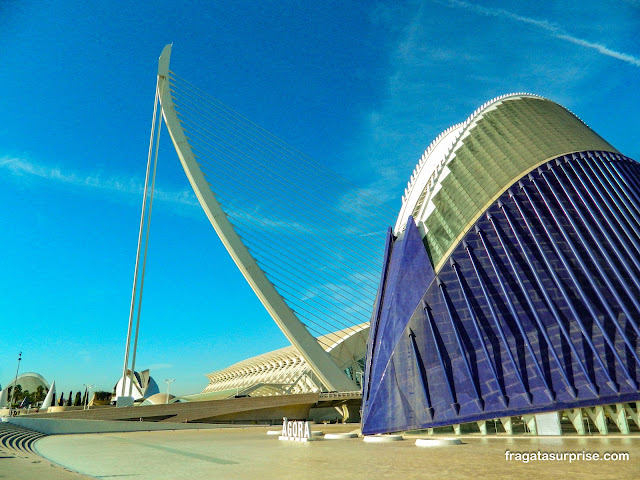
[
  {"xmin": 164, "ymin": 378, "xmax": 175, "ymax": 404},
  {"xmin": 9, "ymin": 352, "xmax": 22, "ymax": 415},
  {"xmin": 83, "ymin": 384, "xmax": 95, "ymax": 410}
]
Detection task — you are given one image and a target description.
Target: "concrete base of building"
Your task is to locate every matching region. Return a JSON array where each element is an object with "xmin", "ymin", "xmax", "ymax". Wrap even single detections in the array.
[
  {"xmin": 15, "ymin": 393, "xmax": 320, "ymax": 425},
  {"xmin": 5, "ymin": 417, "xmax": 224, "ymax": 435},
  {"xmin": 405, "ymin": 402, "xmax": 640, "ymax": 437}
]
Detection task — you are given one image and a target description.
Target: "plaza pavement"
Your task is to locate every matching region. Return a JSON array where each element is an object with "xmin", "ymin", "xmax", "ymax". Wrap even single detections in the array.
[{"xmin": 24, "ymin": 424, "xmax": 640, "ymax": 480}]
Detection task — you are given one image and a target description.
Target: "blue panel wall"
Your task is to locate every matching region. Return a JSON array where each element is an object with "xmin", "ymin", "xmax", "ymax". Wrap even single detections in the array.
[{"xmin": 362, "ymin": 151, "xmax": 640, "ymax": 435}]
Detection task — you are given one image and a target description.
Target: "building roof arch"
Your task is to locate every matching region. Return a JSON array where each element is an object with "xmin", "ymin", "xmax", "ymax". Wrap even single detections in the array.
[
  {"xmin": 4, "ymin": 372, "xmax": 50, "ymax": 392},
  {"xmin": 201, "ymin": 324, "xmax": 369, "ymax": 397},
  {"xmin": 395, "ymin": 93, "xmax": 617, "ymax": 271}
]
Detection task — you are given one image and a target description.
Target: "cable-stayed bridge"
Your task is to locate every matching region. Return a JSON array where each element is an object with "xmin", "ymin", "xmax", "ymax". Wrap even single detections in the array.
[{"xmin": 120, "ymin": 44, "xmax": 395, "ymax": 396}]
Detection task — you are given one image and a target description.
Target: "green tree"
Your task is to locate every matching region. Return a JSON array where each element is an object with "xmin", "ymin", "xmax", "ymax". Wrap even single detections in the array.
[
  {"xmin": 74, "ymin": 392, "xmax": 82, "ymax": 406},
  {"xmin": 82, "ymin": 389, "xmax": 87, "ymax": 406},
  {"xmin": 67, "ymin": 391, "xmax": 73, "ymax": 406},
  {"xmin": 35, "ymin": 385, "xmax": 45, "ymax": 403},
  {"xmin": 94, "ymin": 391, "xmax": 112, "ymax": 402},
  {"xmin": 58, "ymin": 392, "xmax": 65, "ymax": 406}
]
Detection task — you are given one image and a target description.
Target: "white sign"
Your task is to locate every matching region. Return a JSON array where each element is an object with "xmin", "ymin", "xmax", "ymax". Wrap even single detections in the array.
[{"xmin": 279, "ymin": 417, "xmax": 313, "ymax": 442}]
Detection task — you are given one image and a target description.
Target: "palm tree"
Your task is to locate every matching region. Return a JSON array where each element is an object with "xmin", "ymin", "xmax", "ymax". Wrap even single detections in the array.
[{"xmin": 12, "ymin": 385, "xmax": 23, "ymax": 406}]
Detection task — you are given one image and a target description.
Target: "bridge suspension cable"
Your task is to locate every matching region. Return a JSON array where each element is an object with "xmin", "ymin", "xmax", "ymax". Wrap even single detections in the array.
[
  {"xmin": 169, "ymin": 76, "xmax": 389, "ymax": 271},
  {"xmin": 153, "ymin": 44, "xmax": 395, "ymax": 390},
  {"xmin": 166, "ymin": 71, "xmax": 395, "ymax": 343}
]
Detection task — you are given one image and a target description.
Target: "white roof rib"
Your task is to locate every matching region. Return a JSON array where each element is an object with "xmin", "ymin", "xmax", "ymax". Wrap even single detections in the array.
[
  {"xmin": 395, "ymin": 93, "xmax": 545, "ymax": 234},
  {"xmin": 202, "ymin": 324, "xmax": 368, "ymax": 393}
]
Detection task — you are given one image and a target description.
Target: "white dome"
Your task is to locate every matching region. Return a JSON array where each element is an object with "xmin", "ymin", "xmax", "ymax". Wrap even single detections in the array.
[
  {"xmin": 4, "ymin": 372, "xmax": 50, "ymax": 392},
  {"xmin": 141, "ymin": 393, "xmax": 177, "ymax": 405}
]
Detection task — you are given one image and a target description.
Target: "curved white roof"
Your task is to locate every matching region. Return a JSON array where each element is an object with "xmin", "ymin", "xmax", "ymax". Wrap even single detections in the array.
[
  {"xmin": 395, "ymin": 93, "xmax": 543, "ymax": 234},
  {"xmin": 201, "ymin": 324, "xmax": 368, "ymax": 397},
  {"xmin": 141, "ymin": 393, "xmax": 179, "ymax": 405},
  {"xmin": 392, "ymin": 92, "xmax": 616, "ymax": 273},
  {"xmin": 4, "ymin": 372, "xmax": 50, "ymax": 391}
]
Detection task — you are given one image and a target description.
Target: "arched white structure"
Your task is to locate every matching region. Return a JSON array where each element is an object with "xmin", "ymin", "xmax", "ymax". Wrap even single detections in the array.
[
  {"xmin": 396, "ymin": 93, "xmax": 544, "ymax": 235},
  {"xmin": 199, "ymin": 324, "xmax": 368, "ymax": 398},
  {"xmin": 393, "ymin": 93, "xmax": 611, "ymax": 271},
  {"xmin": 141, "ymin": 393, "xmax": 179, "ymax": 405},
  {"xmin": 156, "ymin": 45, "xmax": 357, "ymax": 392},
  {"xmin": 3, "ymin": 372, "xmax": 50, "ymax": 393}
]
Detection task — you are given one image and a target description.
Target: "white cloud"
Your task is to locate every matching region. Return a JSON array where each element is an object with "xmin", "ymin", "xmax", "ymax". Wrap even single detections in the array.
[
  {"xmin": 0, "ymin": 156, "xmax": 199, "ymax": 207},
  {"xmin": 556, "ymin": 34, "xmax": 640, "ymax": 67},
  {"xmin": 447, "ymin": 0, "xmax": 640, "ymax": 68},
  {"xmin": 228, "ymin": 206, "xmax": 317, "ymax": 234}
]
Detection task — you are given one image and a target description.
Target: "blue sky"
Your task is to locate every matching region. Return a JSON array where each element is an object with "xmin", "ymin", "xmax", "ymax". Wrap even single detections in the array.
[{"xmin": 1, "ymin": 0, "xmax": 638, "ymax": 396}]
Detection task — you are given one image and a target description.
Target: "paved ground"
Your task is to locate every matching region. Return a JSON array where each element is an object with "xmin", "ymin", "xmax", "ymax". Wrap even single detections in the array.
[
  {"xmin": 25, "ymin": 425, "xmax": 640, "ymax": 480},
  {"xmin": 0, "ymin": 433, "xmax": 87, "ymax": 480},
  {"xmin": 0, "ymin": 454, "xmax": 89, "ymax": 480}
]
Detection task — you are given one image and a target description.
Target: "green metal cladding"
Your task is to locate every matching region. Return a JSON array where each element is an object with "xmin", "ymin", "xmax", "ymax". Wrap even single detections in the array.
[{"xmin": 420, "ymin": 96, "xmax": 617, "ymax": 271}]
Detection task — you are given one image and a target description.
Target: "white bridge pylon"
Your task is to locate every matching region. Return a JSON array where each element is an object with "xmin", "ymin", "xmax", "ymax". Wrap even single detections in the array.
[{"xmin": 156, "ymin": 44, "xmax": 358, "ymax": 392}]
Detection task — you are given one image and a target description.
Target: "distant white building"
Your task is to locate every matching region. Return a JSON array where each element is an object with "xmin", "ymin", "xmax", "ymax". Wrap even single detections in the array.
[
  {"xmin": 3, "ymin": 372, "xmax": 50, "ymax": 394},
  {"xmin": 1, "ymin": 372, "xmax": 50, "ymax": 407},
  {"xmin": 193, "ymin": 325, "xmax": 368, "ymax": 400},
  {"xmin": 113, "ymin": 369, "xmax": 160, "ymax": 401}
]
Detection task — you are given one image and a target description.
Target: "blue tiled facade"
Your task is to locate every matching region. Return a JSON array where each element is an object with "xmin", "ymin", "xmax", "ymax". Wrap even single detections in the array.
[{"xmin": 362, "ymin": 151, "xmax": 640, "ymax": 435}]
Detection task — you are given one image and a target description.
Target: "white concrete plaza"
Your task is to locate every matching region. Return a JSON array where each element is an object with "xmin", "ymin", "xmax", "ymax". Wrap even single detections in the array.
[{"xmin": 33, "ymin": 425, "xmax": 640, "ymax": 480}]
